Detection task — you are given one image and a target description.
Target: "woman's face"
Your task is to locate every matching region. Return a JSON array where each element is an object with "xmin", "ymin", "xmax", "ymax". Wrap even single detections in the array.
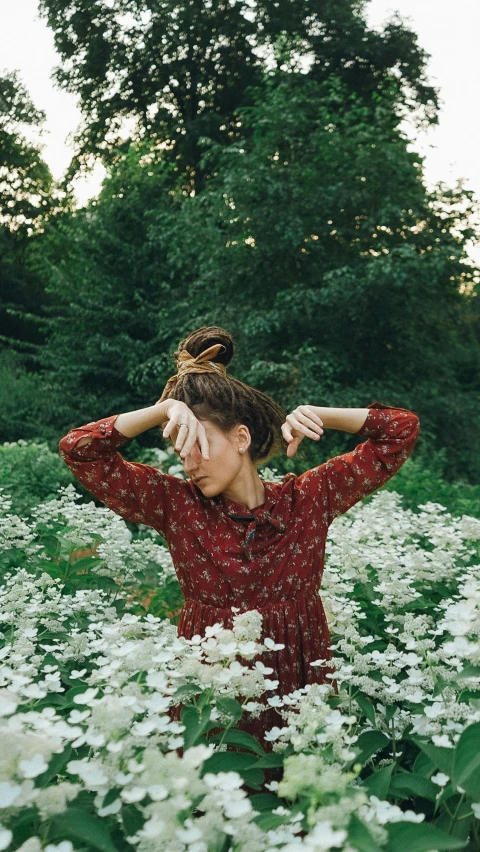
[{"xmin": 172, "ymin": 417, "xmax": 250, "ymax": 496}]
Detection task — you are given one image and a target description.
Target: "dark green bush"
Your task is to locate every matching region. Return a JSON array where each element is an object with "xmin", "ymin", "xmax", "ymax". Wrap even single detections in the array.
[{"xmin": 0, "ymin": 438, "xmax": 74, "ymax": 517}]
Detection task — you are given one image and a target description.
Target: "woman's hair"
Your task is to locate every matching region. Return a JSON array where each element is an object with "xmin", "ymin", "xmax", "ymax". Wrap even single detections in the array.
[{"xmin": 158, "ymin": 326, "xmax": 288, "ymax": 464}]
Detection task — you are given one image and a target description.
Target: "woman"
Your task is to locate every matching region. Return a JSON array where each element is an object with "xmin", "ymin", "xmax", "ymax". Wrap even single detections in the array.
[{"xmin": 58, "ymin": 325, "xmax": 420, "ymax": 759}]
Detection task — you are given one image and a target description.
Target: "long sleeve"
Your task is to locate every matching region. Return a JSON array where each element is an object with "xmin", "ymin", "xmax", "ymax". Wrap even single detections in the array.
[
  {"xmin": 58, "ymin": 414, "xmax": 187, "ymax": 537},
  {"xmin": 294, "ymin": 401, "xmax": 420, "ymax": 526}
]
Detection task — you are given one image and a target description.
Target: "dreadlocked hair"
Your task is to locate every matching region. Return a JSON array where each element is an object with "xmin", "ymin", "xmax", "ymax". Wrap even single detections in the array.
[{"xmin": 157, "ymin": 326, "xmax": 289, "ymax": 465}]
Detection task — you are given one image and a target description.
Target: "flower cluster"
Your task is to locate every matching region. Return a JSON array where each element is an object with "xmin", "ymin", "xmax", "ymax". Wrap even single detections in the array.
[{"xmin": 0, "ymin": 482, "xmax": 479, "ymax": 849}]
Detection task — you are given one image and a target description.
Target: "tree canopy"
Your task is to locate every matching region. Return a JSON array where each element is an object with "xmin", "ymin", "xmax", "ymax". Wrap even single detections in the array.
[
  {"xmin": 0, "ymin": 71, "xmax": 55, "ymax": 356},
  {"xmin": 38, "ymin": 0, "xmax": 439, "ymax": 188},
  {"xmin": 2, "ymin": 4, "xmax": 479, "ymax": 484}
]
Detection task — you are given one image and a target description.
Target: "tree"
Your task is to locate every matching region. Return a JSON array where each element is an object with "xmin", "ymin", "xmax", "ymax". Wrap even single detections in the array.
[
  {"xmin": 38, "ymin": 0, "xmax": 439, "ymax": 191},
  {"xmin": 36, "ymin": 72, "xmax": 480, "ymax": 481},
  {"xmin": 182, "ymin": 74, "xmax": 478, "ymax": 376},
  {"xmin": 0, "ymin": 72, "xmax": 55, "ymax": 356}
]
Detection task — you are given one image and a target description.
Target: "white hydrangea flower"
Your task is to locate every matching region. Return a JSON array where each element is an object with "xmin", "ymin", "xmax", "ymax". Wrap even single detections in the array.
[
  {"xmin": 431, "ymin": 773, "xmax": 450, "ymax": 787},
  {"xmin": 0, "ymin": 826, "xmax": 13, "ymax": 852}
]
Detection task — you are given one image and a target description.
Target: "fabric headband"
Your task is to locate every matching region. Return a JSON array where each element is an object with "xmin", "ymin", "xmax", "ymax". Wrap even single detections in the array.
[{"xmin": 156, "ymin": 343, "xmax": 227, "ymax": 403}]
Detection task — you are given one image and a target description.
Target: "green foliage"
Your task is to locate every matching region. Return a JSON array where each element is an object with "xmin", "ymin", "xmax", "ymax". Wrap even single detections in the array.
[
  {"xmin": 180, "ymin": 73, "xmax": 479, "ymax": 414},
  {"xmin": 49, "ymin": 809, "xmax": 119, "ymax": 852},
  {"xmin": 37, "ymin": 0, "xmax": 439, "ymax": 177},
  {"xmin": 378, "ymin": 446, "xmax": 480, "ymax": 520},
  {"xmin": 0, "ymin": 350, "xmax": 69, "ymax": 445},
  {"xmin": 0, "ymin": 72, "xmax": 59, "ymax": 366},
  {"xmin": 25, "ymin": 68, "xmax": 479, "ymax": 486},
  {"xmin": 0, "ymin": 71, "xmax": 53, "ymax": 230},
  {"xmin": 2, "ymin": 4, "xmax": 480, "ymax": 495},
  {"xmin": 0, "ymin": 432, "xmax": 74, "ymax": 516}
]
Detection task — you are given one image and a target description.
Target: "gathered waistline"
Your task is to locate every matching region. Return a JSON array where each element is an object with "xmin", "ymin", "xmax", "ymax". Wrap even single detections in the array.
[{"xmin": 183, "ymin": 579, "xmax": 322, "ymax": 614}]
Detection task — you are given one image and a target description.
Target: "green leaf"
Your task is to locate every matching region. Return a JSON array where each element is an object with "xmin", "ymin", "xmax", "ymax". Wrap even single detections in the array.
[
  {"xmin": 413, "ymin": 750, "xmax": 435, "ymax": 778},
  {"xmin": 172, "ymin": 683, "xmax": 203, "ymax": 700},
  {"xmin": 249, "ymin": 792, "xmax": 281, "ymax": 812},
  {"xmin": 51, "ymin": 809, "xmax": 119, "ymax": 852},
  {"xmin": 121, "ymin": 804, "xmax": 144, "ymax": 836},
  {"xmin": 41, "ymin": 534, "xmax": 60, "ymax": 556},
  {"xmin": 215, "ymin": 696, "xmax": 243, "ymax": 723},
  {"xmin": 435, "ymin": 806, "xmax": 474, "ymax": 841},
  {"xmin": 202, "ymin": 750, "xmax": 265, "ymax": 775},
  {"xmin": 354, "ymin": 693, "xmax": 376, "ymax": 725},
  {"xmin": 63, "ymin": 684, "xmax": 99, "ymax": 706},
  {"xmin": 389, "ymin": 772, "xmax": 438, "ymax": 802},
  {"xmin": 386, "ymin": 821, "xmax": 467, "ymax": 852},
  {"xmin": 238, "ymin": 766, "xmax": 265, "ymax": 789},
  {"xmin": 71, "ymin": 556, "xmax": 102, "ymax": 572},
  {"xmin": 433, "ymin": 675, "xmax": 450, "ymax": 697},
  {"xmin": 362, "ymin": 763, "xmax": 394, "ymax": 799},
  {"xmin": 102, "ymin": 787, "xmax": 122, "ymax": 808},
  {"xmin": 385, "ymin": 705, "xmax": 397, "ymax": 723},
  {"xmin": 36, "ymin": 744, "xmax": 72, "ymax": 788},
  {"xmin": 434, "ymin": 784, "xmax": 457, "ymax": 812},
  {"xmin": 201, "ymin": 750, "xmax": 265, "ymax": 787},
  {"xmin": 208, "ymin": 728, "xmax": 266, "ymax": 756},
  {"xmin": 350, "ymin": 730, "xmax": 390, "ymax": 766},
  {"xmin": 455, "ymin": 665, "xmax": 480, "ymax": 680},
  {"xmin": 253, "ymin": 811, "xmax": 289, "ymax": 832},
  {"xmin": 348, "ymin": 813, "xmax": 383, "ymax": 852},
  {"xmin": 246, "ymin": 752, "xmax": 284, "ymax": 770},
  {"xmin": 181, "ymin": 706, "xmax": 213, "ymax": 750},
  {"xmin": 452, "ymin": 722, "xmax": 480, "ymax": 798},
  {"xmin": 33, "ymin": 694, "xmax": 68, "ymax": 711},
  {"xmin": 412, "ymin": 739, "xmax": 454, "ymax": 777}
]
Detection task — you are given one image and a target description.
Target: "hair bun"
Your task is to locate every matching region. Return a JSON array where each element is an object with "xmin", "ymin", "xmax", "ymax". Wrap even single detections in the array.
[{"xmin": 176, "ymin": 326, "xmax": 234, "ymax": 368}]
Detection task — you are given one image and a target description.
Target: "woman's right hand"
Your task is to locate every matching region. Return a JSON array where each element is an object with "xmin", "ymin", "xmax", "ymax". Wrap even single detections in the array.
[{"xmin": 160, "ymin": 400, "xmax": 210, "ymax": 460}]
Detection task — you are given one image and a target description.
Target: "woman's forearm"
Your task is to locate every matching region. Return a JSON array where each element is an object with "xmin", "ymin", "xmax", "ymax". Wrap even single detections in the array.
[
  {"xmin": 310, "ymin": 406, "xmax": 370, "ymax": 434},
  {"xmin": 114, "ymin": 402, "xmax": 172, "ymax": 438},
  {"xmin": 74, "ymin": 402, "xmax": 171, "ymax": 448}
]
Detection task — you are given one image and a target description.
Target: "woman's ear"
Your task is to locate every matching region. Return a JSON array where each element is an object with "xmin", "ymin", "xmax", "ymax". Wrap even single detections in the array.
[{"xmin": 236, "ymin": 424, "xmax": 251, "ymax": 452}]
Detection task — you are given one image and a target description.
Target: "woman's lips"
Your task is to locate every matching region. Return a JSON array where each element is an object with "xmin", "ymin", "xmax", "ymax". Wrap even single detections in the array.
[{"xmin": 195, "ymin": 476, "xmax": 207, "ymax": 484}]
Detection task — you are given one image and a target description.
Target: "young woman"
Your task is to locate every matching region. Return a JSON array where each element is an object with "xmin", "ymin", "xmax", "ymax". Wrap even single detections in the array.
[{"xmin": 59, "ymin": 325, "xmax": 420, "ymax": 758}]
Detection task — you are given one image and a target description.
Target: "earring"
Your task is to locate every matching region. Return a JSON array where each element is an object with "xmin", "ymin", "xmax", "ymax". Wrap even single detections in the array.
[{"xmin": 239, "ymin": 447, "xmax": 245, "ymax": 453}]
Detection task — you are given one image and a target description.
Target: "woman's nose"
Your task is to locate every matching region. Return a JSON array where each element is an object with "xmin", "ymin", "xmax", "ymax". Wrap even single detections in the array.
[{"xmin": 183, "ymin": 445, "xmax": 202, "ymax": 470}]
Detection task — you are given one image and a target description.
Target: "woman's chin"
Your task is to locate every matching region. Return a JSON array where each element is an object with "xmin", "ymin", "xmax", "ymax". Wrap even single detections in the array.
[
  {"xmin": 198, "ymin": 479, "xmax": 222, "ymax": 497},
  {"xmin": 194, "ymin": 477, "xmax": 212, "ymax": 491}
]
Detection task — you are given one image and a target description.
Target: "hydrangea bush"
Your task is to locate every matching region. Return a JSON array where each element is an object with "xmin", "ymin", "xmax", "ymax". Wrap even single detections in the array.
[{"xmin": 0, "ymin": 473, "xmax": 479, "ymax": 851}]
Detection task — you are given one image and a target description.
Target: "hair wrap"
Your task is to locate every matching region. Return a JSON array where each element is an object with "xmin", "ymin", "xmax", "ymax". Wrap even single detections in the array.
[{"xmin": 156, "ymin": 343, "xmax": 227, "ymax": 403}]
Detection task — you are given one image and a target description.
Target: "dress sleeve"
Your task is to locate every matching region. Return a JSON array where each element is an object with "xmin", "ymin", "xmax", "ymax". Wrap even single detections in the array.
[
  {"xmin": 293, "ymin": 401, "xmax": 420, "ymax": 526},
  {"xmin": 58, "ymin": 414, "xmax": 186, "ymax": 537}
]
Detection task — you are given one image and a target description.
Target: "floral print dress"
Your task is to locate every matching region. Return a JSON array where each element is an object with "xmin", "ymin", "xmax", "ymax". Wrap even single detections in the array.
[{"xmin": 58, "ymin": 401, "xmax": 420, "ymax": 753}]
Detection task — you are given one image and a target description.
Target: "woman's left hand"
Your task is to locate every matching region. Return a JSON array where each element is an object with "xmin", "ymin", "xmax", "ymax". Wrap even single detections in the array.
[{"xmin": 282, "ymin": 405, "xmax": 324, "ymax": 457}]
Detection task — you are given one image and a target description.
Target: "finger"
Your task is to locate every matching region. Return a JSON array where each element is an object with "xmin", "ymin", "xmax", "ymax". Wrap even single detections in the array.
[
  {"xmin": 300, "ymin": 406, "xmax": 324, "ymax": 427},
  {"xmin": 295, "ymin": 410, "xmax": 324, "ymax": 435},
  {"xmin": 286, "ymin": 436, "xmax": 302, "ymax": 457},
  {"xmin": 197, "ymin": 424, "xmax": 210, "ymax": 459},
  {"xmin": 163, "ymin": 418, "xmax": 179, "ymax": 440},
  {"xmin": 180, "ymin": 422, "xmax": 200, "ymax": 458},
  {"xmin": 175, "ymin": 422, "xmax": 189, "ymax": 451},
  {"xmin": 290, "ymin": 411, "xmax": 323, "ymax": 437},
  {"xmin": 282, "ymin": 422, "xmax": 294, "ymax": 442},
  {"xmin": 286, "ymin": 414, "xmax": 322, "ymax": 440}
]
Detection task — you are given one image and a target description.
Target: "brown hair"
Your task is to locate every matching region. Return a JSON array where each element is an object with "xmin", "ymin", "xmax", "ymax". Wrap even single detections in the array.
[{"xmin": 158, "ymin": 326, "xmax": 289, "ymax": 465}]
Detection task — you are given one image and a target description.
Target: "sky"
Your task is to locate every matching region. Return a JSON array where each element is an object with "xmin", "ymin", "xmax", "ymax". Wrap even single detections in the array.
[{"xmin": 1, "ymin": 0, "xmax": 479, "ymax": 263}]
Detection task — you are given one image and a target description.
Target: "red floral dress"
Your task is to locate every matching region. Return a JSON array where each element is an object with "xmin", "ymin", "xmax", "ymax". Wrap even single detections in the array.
[{"xmin": 58, "ymin": 401, "xmax": 420, "ymax": 753}]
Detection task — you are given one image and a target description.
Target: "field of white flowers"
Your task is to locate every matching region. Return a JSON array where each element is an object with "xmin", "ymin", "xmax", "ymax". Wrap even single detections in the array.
[{"xmin": 0, "ymin": 463, "xmax": 479, "ymax": 852}]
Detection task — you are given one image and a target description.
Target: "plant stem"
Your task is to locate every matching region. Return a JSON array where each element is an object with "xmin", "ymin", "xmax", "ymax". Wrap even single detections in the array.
[{"xmin": 448, "ymin": 791, "xmax": 465, "ymax": 835}]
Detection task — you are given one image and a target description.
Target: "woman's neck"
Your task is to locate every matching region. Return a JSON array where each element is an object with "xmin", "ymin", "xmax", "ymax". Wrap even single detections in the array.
[{"xmin": 221, "ymin": 468, "xmax": 266, "ymax": 511}]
